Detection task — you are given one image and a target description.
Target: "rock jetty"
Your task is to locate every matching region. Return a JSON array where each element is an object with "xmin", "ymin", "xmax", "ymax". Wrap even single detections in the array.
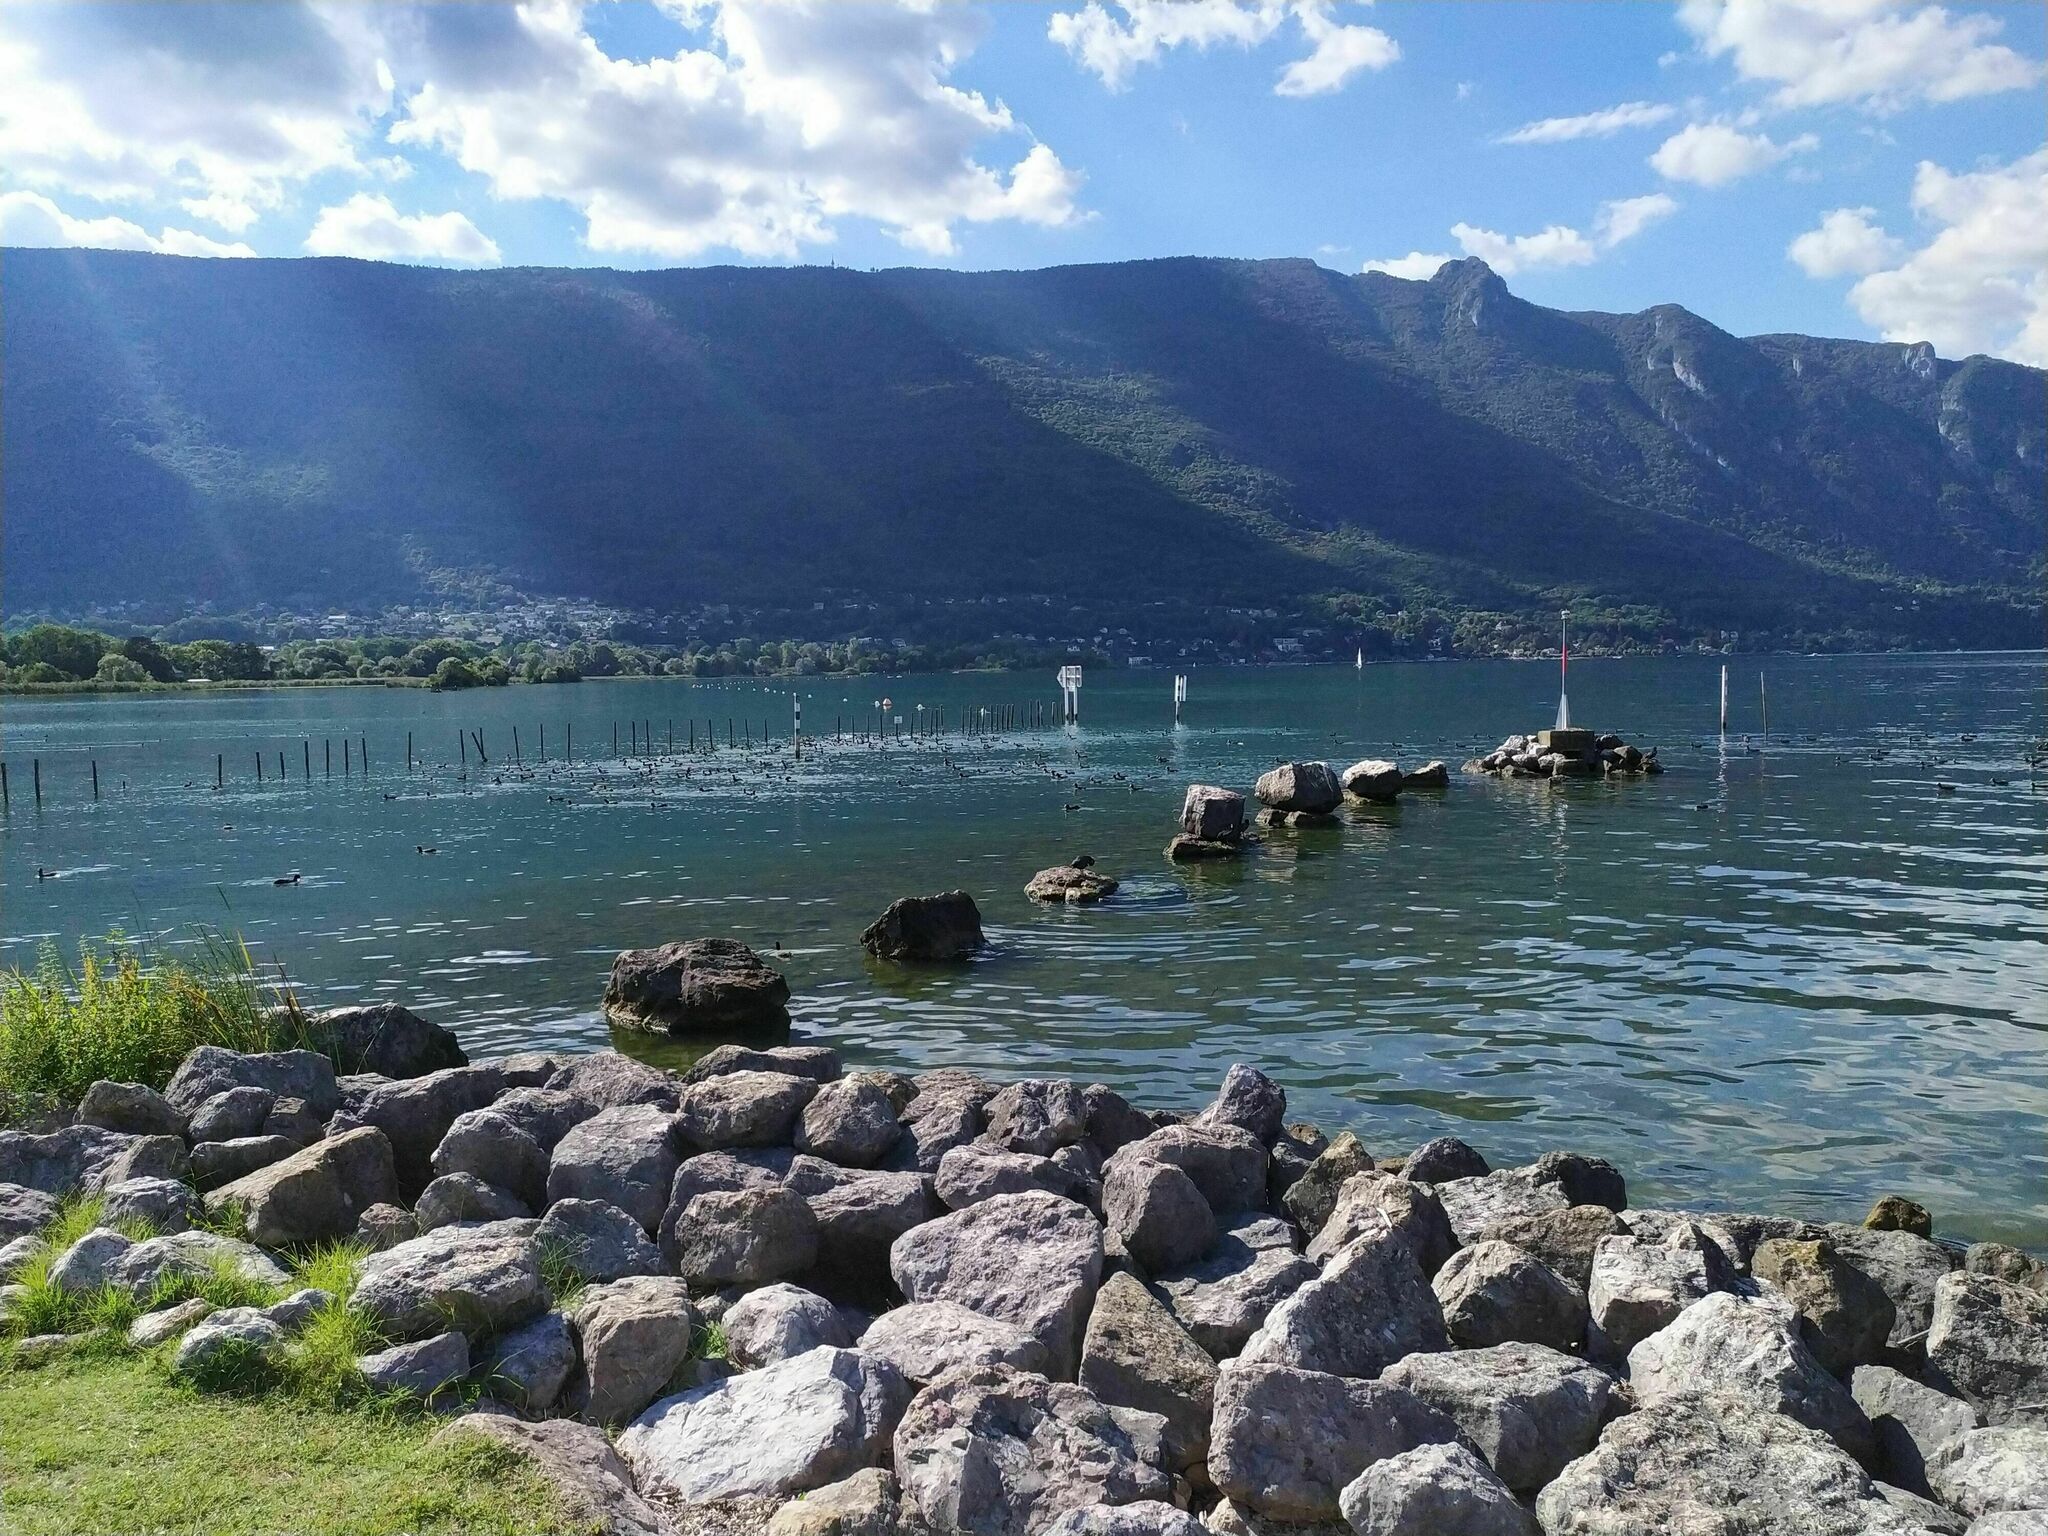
[
  {"xmin": 3, "ymin": 978, "xmax": 2042, "ymax": 1536},
  {"xmin": 1466, "ymin": 729, "xmax": 1662, "ymax": 781}
]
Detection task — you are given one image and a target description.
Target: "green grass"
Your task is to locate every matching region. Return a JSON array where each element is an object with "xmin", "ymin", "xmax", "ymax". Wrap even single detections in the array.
[
  {"xmin": 0, "ymin": 1352, "xmax": 587, "ymax": 1536},
  {"xmin": 0, "ymin": 929, "xmax": 320, "ymax": 1120}
]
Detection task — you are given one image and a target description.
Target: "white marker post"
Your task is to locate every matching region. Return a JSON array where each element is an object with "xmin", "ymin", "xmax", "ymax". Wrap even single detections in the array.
[
  {"xmin": 1057, "ymin": 665, "xmax": 1083, "ymax": 724},
  {"xmin": 1173, "ymin": 673, "xmax": 1188, "ymax": 721},
  {"xmin": 793, "ymin": 695, "xmax": 802, "ymax": 759}
]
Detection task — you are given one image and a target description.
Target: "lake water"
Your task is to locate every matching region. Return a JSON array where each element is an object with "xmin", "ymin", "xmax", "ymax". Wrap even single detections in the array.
[{"xmin": 4, "ymin": 653, "xmax": 2044, "ymax": 1244}]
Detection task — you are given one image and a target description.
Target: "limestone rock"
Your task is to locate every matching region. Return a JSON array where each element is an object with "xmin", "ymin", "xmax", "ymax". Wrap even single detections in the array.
[
  {"xmin": 205, "ymin": 1126, "xmax": 399, "ymax": 1248},
  {"xmin": 357, "ymin": 1330, "xmax": 469, "ymax": 1402},
  {"xmin": 1586, "ymin": 1224, "xmax": 1729, "ymax": 1360},
  {"xmin": 479, "ymin": 1310, "xmax": 579, "ymax": 1412},
  {"xmin": 1434, "ymin": 1170, "xmax": 1569, "ymax": 1247},
  {"xmin": 1627, "ymin": 1291, "xmax": 1875, "ymax": 1464},
  {"xmin": 432, "ymin": 1109, "xmax": 552, "ymax": 1210},
  {"xmin": 681, "ymin": 1044, "xmax": 843, "ymax": 1087},
  {"xmin": 77, "ymin": 1081, "xmax": 185, "ymax": 1138},
  {"xmin": 1181, "ymin": 785, "xmax": 1247, "ymax": 840},
  {"xmin": 49, "ymin": 1227, "xmax": 134, "ymax": 1294},
  {"xmin": 620, "ymin": 1346, "xmax": 909, "ymax": 1506},
  {"xmin": 1103, "ymin": 1155, "xmax": 1215, "ymax": 1274},
  {"xmin": 938, "ymin": 1143, "xmax": 1082, "ymax": 1211},
  {"xmin": 307, "ymin": 1003, "xmax": 466, "ymax": 1078},
  {"xmin": 603, "ymin": 938, "xmax": 792, "ymax": 1033},
  {"xmin": 171, "ymin": 1306, "xmax": 287, "ymax": 1379},
  {"xmin": 1383, "ymin": 1341, "xmax": 1614, "ymax": 1494},
  {"xmin": 1150, "ymin": 1213, "xmax": 1316, "ymax": 1358},
  {"xmin": 1400, "ymin": 761, "xmax": 1451, "ymax": 791},
  {"xmin": 890, "ymin": 1190, "xmax": 1103, "ymax": 1380},
  {"xmin": 163, "ymin": 1046, "xmax": 339, "ymax": 1120},
  {"xmin": 1852, "ymin": 1364, "xmax": 1981, "ymax": 1496},
  {"xmin": 1255, "ymin": 762, "xmax": 1342, "ymax": 815},
  {"xmin": 859, "ymin": 892, "xmax": 985, "ymax": 962},
  {"xmin": 190, "ymin": 1135, "xmax": 298, "ymax": 1189},
  {"xmin": 1525, "ymin": 1151, "xmax": 1628, "ymax": 1213},
  {"xmin": 1283, "ymin": 1133, "xmax": 1376, "ymax": 1234},
  {"xmin": 126, "ymin": 1296, "xmax": 214, "ymax": 1348},
  {"xmin": 1823, "ymin": 1223, "xmax": 1959, "ymax": 1352},
  {"xmin": 1753, "ymin": 1236, "xmax": 1898, "ymax": 1377},
  {"xmin": 1207, "ymin": 1359, "xmax": 1464, "ymax": 1523},
  {"xmin": 1966, "ymin": 1244, "xmax": 2048, "ymax": 1295},
  {"xmin": 0, "ymin": 1181, "xmax": 59, "ymax": 1242},
  {"xmin": 893, "ymin": 1363, "xmax": 1170, "ymax": 1536},
  {"xmin": 1339, "ymin": 1440, "xmax": 1538, "ymax": 1536},
  {"xmin": 1340, "ymin": 760, "xmax": 1404, "ymax": 802},
  {"xmin": 859, "ymin": 1301, "xmax": 1047, "ymax": 1385},
  {"xmin": 416, "ymin": 1172, "xmax": 530, "ymax": 1230},
  {"xmin": 789, "ymin": 1161, "xmax": 942, "ymax": 1294},
  {"xmin": 188, "ymin": 1087, "xmax": 274, "ymax": 1144},
  {"xmin": 1307, "ymin": 1170, "xmax": 1457, "ymax": 1277},
  {"xmin": 673, "ymin": 1070, "xmax": 818, "ymax": 1153},
  {"xmin": 983, "ymin": 1079, "xmax": 1090, "ymax": 1156},
  {"xmin": 1080, "ymin": 1271, "xmax": 1218, "ymax": 1472},
  {"xmin": 1108, "ymin": 1123, "xmax": 1266, "ymax": 1217},
  {"xmin": 1927, "ymin": 1426, "xmax": 2048, "ymax": 1519},
  {"xmin": 1027, "ymin": 865, "xmax": 1120, "ymax": 904},
  {"xmin": 796, "ymin": 1078, "xmax": 901, "ymax": 1169},
  {"xmin": 1926, "ymin": 1271, "xmax": 2048, "ymax": 1428},
  {"xmin": 545, "ymin": 1052, "xmax": 680, "ymax": 1111},
  {"xmin": 354, "ymin": 1202, "xmax": 417, "ymax": 1252},
  {"xmin": 535, "ymin": 1198, "xmax": 662, "ymax": 1283},
  {"xmin": 344, "ymin": 1063, "xmax": 509, "ymax": 1197},
  {"xmin": 1193, "ymin": 1065, "xmax": 1286, "ymax": 1146},
  {"xmin": 573, "ymin": 1275, "xmax": 699, "ymax": 1425},
  {"xmin": 350, "ymin": 1218, "xmax": 543, "ymax": 1341},
  {"xmin": 0, "ymin": 1124, "xmax": 162, "ymax": 1197},
  {"xmin": 1867, "ymin": 1196, "xmax": 1935, "ymax": 1239},
  {"xmin": 101, "ymin": 1176, "xmax": 201, "ymax": 1235},
  {"xmin": 1433, "ymin": 1240, "xmax": 1588, "ymax": 1352},
  {"xmin": 1479, "ymin": 1204, "xmax": 1623, "ymax": 1290},
  {"xmin": 436, "ymin": 1413, "xmax": 666, "ymax": 1536},
  {"xmin": 1042, "ymin": 1503, "xmax": 1206, "ymax": 1536},
  {"xmin": 1243, "ymin": 1221, "xmax": 1448, "ymax": 1377},
  {"xmin": 726, "ymin": 1283, "xmax": 852, "ymax": 1368},
  {"xmin": 672, "ymin": 1186, "xmax": 820, "ymax": 1289},
  {"xmin": 546, "ymin": 1104, "xmax": 680, "ymax": 1234},
  {"xmin": 115, "ymin": 1230, "xmax": 290, "ymax": 1296},
  {"xmin": 766, "ymin": 1468, "xmax": 901, "ymax": 1536}
]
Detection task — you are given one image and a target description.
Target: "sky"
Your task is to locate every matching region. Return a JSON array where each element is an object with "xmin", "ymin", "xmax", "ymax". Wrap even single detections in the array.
[{"xmin": 1, "ymin": 0, "xmax": 2043, "ymax": 363}]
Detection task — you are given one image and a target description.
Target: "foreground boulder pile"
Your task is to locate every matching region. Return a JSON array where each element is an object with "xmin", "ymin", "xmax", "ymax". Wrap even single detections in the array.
[
  {"xmin": 1466, "ymin": 729, "xmax": 1662, "ymax": 781},
  {"xmin": 5, "ymin": 1012, "xmax": 2044, "ymax": 1536}
]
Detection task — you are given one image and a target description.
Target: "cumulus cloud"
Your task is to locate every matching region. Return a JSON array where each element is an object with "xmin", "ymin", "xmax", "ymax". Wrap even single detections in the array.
[
  {"xmin": 390, "ymin": 1, "xmax": 1082, "ymax": 259},
  {"xmin": 1497, "ymin": 101, "xmax": 1676, "ymax": 146},
  {"xmin": 1651, "ymin": 121, "xmax": 1817, "ymax": 186},
  {"xmin": 0, "ymin": 188, "xmax": 254, "ymax": 257},
  {"xmin": 1787, "ymin": 206, "xmax": 1903, "ymax": 277},
  {"xmin": 1363, "ymin": 191, "xmax": 1677, "ymax": 279},
  {"xmin": 1049, "ymin": 0, "xmax": 1395, "ymax": 96},
  {"xmin": 304, "ymin": 193, "xmax": 500, "ymax": 264},
  {"xmin": 1675, "ymin": 0, "xmax": 2041, "ymax": 112},
  {"xmin": 1839, "ymin": 147, "xmax": 2048, "ymax": 364}
]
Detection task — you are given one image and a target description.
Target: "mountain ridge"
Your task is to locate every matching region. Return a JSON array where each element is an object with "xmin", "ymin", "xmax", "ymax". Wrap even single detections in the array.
[{"xmin": 3, "ymin": 246, "xmax": 2039, "ymax": 652}]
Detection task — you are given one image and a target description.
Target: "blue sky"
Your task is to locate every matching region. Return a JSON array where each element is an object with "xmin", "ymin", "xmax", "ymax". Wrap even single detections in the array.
[{"xmin": 1, "ymin": 1, "xmax": 2042, "ymax": 360}]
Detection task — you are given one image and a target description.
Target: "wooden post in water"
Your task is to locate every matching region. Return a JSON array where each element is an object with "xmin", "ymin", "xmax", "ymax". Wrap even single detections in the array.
[
  {"xmin": 279, "ymin": 751, "xmax": 286, "ymax": 782},
  {"xmin": 35, "ymin": 758, "xmax": 43, "ymax": 806},
  {"xmin": 1760, "ymin": 674, "xmax": 1768, "ymax": 739},
  {"xmin": 513, "ymin": 726, "xmax": 521, "ymax": 765},
  {"xmin": 215, "ymin": 755, "xmax": 222, "ymax": 791},
  {"xmin": 92, "ymin": 759, "xmax": 100, "ymax": 800},
  {"xmin": 325, "ymin": 739, "xmax": 332, "ymax": 778},
  {"xmin": 344, "ymin": 739, "xmax": 351, "ymax": 777},
  {"xmin": 406, "ymin": 732, "xmax": 413, "ymax": 771},
  {"xmin": 460, "ymin": 731, "xmax": 467, "ymax": 766},
  {"xmin": 304, "ymin": 741, "xmax": 311, "ymax": 781},
  {"xmin": 2, "ymin": 762, "xmax": 9, "ymax": 811},
  {"xmin": 360, "ymin": 737, "xmax": 368, "ymax": 775},
  {"xmin": 566, "ymin": 722, "xmax": 573, "ymax": 762}
]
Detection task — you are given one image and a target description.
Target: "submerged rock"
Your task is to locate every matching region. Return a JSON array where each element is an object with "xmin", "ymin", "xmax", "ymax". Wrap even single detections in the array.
[
  {"xmin": 859, "ymin": 892, "xmax": 985, "ymax": 962},
  {"xmin": 1180, "ymin": 785, "xmax": 1247, "ymax": 841},
  {"xmin": 1026, "ymin": 865, "xmax": 1120, "ymax": 903},
  {"xmin": 1255, "ymin": 762, "xmax": 1342, "ymax": 815},
  {"xmin": 602, "ymin": 938, "xmax": 792, "ymax": 1033},
  {"xmin": 1340, "ymin": 759, "xmax": 1404, "ymax": 802}
]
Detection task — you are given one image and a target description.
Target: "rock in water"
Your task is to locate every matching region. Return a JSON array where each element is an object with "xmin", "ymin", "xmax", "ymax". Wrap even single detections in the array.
[
  {"xmin": 1026, "ymin": 866, "xmax": 1120, "ymax": 904},
  {"xmin": 602, "ymin": 938, "xmax": 791, "ymax": 1033},
  {"xmin": 619, "ymin": 1347, "xmax": 909, "ymax": 1506},
  {"xmin": 1341, "ymin": 759, "xmax": 1404, "ymax": 802},
  {"xmin": 1534, "ymin": 1392, "xmax": 1960, "ymax": 1536},
  {"xmin": 1400, "ymin": 761, "xmax": 1451, "ymax": 790},
  {"xmin": 893, "ymin": 1363, "xmax": 1170, "ymax": 1536},
  {"xmin": 1340, "ymin": 1441, "xmax": 1538, "ymax": 1536},
  {"xmin": 890, "ymin": 1190, "xmax": 1103, "ymax": 1380},
  {"xmin": 1180, "ymin": 785, "xmax": 1247, "ymax": 840},
  {"xmin": 1207, "ymin": 1359, "xmax": 1465, "ymax": 1523},
  {"xmin": 858, "ymin": 892, "xmax": 985, "ymax": 962},
  {"xmin": 1254, "ymin": 762, "xmax": 1342, "ymax": 814}
]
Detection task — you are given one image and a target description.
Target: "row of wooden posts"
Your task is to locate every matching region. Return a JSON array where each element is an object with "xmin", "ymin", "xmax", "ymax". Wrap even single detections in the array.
[{"xmin": 0, "ymin": 700, "xmax": 1060, "ymax": 809}]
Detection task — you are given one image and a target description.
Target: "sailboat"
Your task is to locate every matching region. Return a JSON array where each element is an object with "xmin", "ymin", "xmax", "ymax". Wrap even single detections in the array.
[
  {"xmin": 1355, "ymin": 647, "xmax": 1364, "ymax": 670},
  {"xmin": 1719, "ymin": 665, "xmax": 1728, "ymax": 735},
  {"xmin": 1554, "ymin": 611, "xmax": 1571, "ymax": 731}
]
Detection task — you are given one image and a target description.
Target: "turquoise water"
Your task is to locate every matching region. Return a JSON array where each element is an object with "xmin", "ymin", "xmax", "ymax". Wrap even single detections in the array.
[{"xmin": 4, "ymin": 653, "xmax": 2044, "ymax": 1243}]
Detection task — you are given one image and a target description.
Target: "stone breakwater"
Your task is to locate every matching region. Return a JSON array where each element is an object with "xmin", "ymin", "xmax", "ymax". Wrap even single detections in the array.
[{"xmin": 3, "ymin": 995, "xmax": 2045, "ymax": 1536}]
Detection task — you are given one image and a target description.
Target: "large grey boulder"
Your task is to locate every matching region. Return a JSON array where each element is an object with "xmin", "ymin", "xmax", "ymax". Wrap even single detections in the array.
[
  {"xmin": 188, "ymin": 1087, "xmax": 274, "ymax": 1144},
  {"xmin": 0, "ymin": 1181, "xmax": 59, "ymax": 1242},
  {"xmin": 1241, "ymin": 1222, "xmax": 1447, "ymax": 1379},
  {"xmin": 890, "ymin": 1190, "xmax": 1103, "ymax": 1380},
  {"xmin": 1383, "ymin": 1341, "xmax": 1615, "ymax": 1494},
  {"xmin": 796, "ymin": 1079, "xmax": 901, "ymax": 1169},
  {"xmin": 1107, "ymin": 1123, "xmax": 1266, "ymax": 1216},
  {"xmin": 671, "ymin": 1186, "xmax": 819, "ymax": 1288},
  {"xmin": 620, "ymin": 1346, "xmax": 909, "ymax": 1505},
  {"xmin": 1433, "ymin": 1170, "xmax": 1569, "ymax": 1247},
  {"xmin": 546, "ymin": 1104, "xmax": 679, "ymax": 1233},
  {"xmin": 535, "ymin": 1198, "xmax": 662, "ymax": 1283},
  {"xmin": 726, "ymin": 1283, "xmax": 852, "ymax": 1368},
  {"xmin": 1926, "ymin": 1272, "xmax": 2048, "ymax": 1429},
  {"xmin": 1754, "ymin": 1236, "xmax": 1898, "ymax": 1377},
  {"xmin": 893, "ymin": 1363, "xmax": 1170, "ymax": 1536},
  {"xmin": 1080, "ymin": 1271, "xmax": 1217, "ymax": 1472},
  {"xmin": 1853, "ymin": 1364, "xmax": 1982, "ymax": 1495},
  {"xmin": 673, "ymin": 1070, "xmax": 817, "ymax": 1152},
  {"xmin": 170, "ymin": 1306, "xmax": 287, "ymax": 1380},
  {"xmin": 1283, "ymin": 1134, "xmax": 1377, "ymax": 1234},
  {"xmin": 1307, "ymin": 1170, "xmax": 1457, "ymax": 1275},
  {"xmin": 77, "ymin": 1081, "xmax": 186, "ymax": 1138},
  {"xmin": 1193, "ymin": 1064, "xmax": 1287, "ymax": 1146},
  {"xmin": 49, "ymin": 1227, "xmax": 134, "ymax": 1294},
  {"xmin": 204, "ymin": 1125, "xmax": 398, "ymax": 1247},
  {"xmin": 1534, "ymin": 1392, "xmax": 1936, "ymax": 1536},
  {"xmin": 92, "ymin": 1132, "xmax": 190, "ymax": 1189},
  {"xmin": 983, "ymin": 1079, "xmax": 1089, "ymax": 1156},
  {"xmin": 415, "ymin": 1172, "xmax": 531, "ymax": 1230},
  {"xmin": 682, "ymin": 1043, "xmax": 843, "ymax": 1087},
  {"xmin": 343, "ymin": 1063, "xmax": 508, "ymax": 1196},
  {"xmin": 115, "ymin": 1230, "xmax": 290, "ymax": 1295},
  {"xmin": 859, "ymin": 1301, "xmax": 1046, "ymax": 1385},
  {"xmin": 545, "ymin": 1052, "xmax": 679, "ymax": 1111},
  {"xmin": 1042, "ymin": 1504, "xmax": 1206, "ymax": 1536},
  {"xmin": 1150, "ymin": 1212, "xmax": 1317, "ymax": 1357},
  {"xmin": 1824, "ymin": 1223, "xmax": 1960, "ymax": 1351},
  {"xmin": 163, "ymin": 1046, "xmax": 339, "ymax": 1120},
  {"xmin": 1102, "ymin": 1155, "xmax": 1215, "ymax": 1274},
  {"xmin": 787, "ymin": 1159, "xmax": 942, "ymax": 1294},
  {"xmin": 1207, "ymin": 1359, "xmax": 1465, "ymax": 1523},
  {"xmin": 0, "ymin": 1124, "xmax": 173, "ymax": 1197},
  {"xmin": 1927, "ymin": 1426, "xmax": 2048, "ymax": 1519},
  {"xmin": 357, "ymin": 1330, "xmax": 470, "ymax": 1402},
  {"xmin": 431, "ymin": 1109, "xmax": 551, "ymax": 1210},
  {"xmin": 1255, "ymin": 763, "xmax": 1342, "ymax": 815},
  {"xmin": 1433, "ymin": 1239, "xmax": 1588, "ymax": 1352},
  {"xmin": 1340, "ymin": 759, "xmax": 1404, "ymax": 802},
  {"xmin": 1339, "ymin": 1440, "xmax": 1538, "ymax": 1536},
  {"xmin": 307, "ymin": 1003, "xmax": 466, "ymax": 1078},
  {"xmin": 1180, "ymin": 785, "xmax": 1247, "ymax": 840},
  {"xmin": 572, "ymin": 1275, "xmax": 699, "ymax": 1425},
  {"xmin": 478, "ymin": 1310, "xmax": 578, "ymax": 1413},
  {"xmin": 1479, "ymin": 1204, "xmax": 1624, "ymax": 1290},
  {"xmin": 859, "ymin": 891, "xmax": 985, "ymax": 962},
  {"xmin": 100, "ymin": 1176, "xmax": 202, "ymax": 1235},
  {"xmin": 1586, "ymin": 1223, "xmax": 1729, "ymax": 1360},
  {"xmin": 603, "ymin": 938, "xmax": 792, "ymax": 1033},
  {"xmin": 437, "ymin": 1414, "xmax": 666, "ymax": 1536},
  {"xmin": 350, "ymin": 1218, "xmax": 544, "ymax": 1341},
  {"xmin": 1627, "ymin": 1291, "xmax": 1875, "ymax": 1465},
  {"xmin": 937, "ymin": 1143, "xmax": 1082, "ymax": 1211},
  {"xmin": 191, "ymin": 1134, "xmax": 297, "ymax": 1189}
]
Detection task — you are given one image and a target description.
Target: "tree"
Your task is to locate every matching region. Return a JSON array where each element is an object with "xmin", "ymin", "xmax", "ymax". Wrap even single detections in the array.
[
  {"xmin": 168, "ymin": 640, "xmax": 270, "ymax": 681},
  {"xmin": 431, "ymin": 656, "xmax": 483, "ymax": 689},
  {"xmin": 94, "ymin": 654, "xmax": 149, "ymax": 684},
  {"xmin": 9, "ymin": 624, "xmax": 106, "ymax": 680},
  {"xmin": 117, "ymin": 635, "xmax": 180, "ymax": 682}
]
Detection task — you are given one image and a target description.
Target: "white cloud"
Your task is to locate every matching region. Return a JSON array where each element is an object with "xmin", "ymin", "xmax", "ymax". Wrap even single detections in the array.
[
  {"xmin": 391, "ymin": 2, "xmax": 1082, "ymax": 260},
  {"xmin": 1787, "ymin": 206, "xmax": 1903, "ymax": 277},
  {"xmin": 1049, "ymin": 0, "xmax": 1395, "ymax": 97},
  {"xmin": 1843, "ymin": 147, "xmax": 2048, "ymax": 364},
  {"xmin": 1675, "ymin": 0, "xmax": 2040, "ymax": 112},
  {"xmin": 304, "ymin": 193, "xmax": 500, "ymax": 264},
  {"xmin": 1364, "ymin": 190, "xmax": 1675, "ymax": 280},
  {"xmin": 0, "ymin": 189, "xmax": 254, "ymax": 257},
  {"xmin": 1651, "ymin": 121, "xmax": 1817, "ymax": 186},
  {"xmin": 1498, "ymin": 101, "xmax": 1676, "ymax": 145}
]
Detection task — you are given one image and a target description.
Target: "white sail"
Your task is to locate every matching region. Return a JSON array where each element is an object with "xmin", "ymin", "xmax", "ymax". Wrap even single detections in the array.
[
  {"xmin": 1719, "ymin": 664, "xmax": 1728, "ymax": 734},
  {"xmin": 1355, "ymin": 648, "xmax": 1363, "ymax": 670}
]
